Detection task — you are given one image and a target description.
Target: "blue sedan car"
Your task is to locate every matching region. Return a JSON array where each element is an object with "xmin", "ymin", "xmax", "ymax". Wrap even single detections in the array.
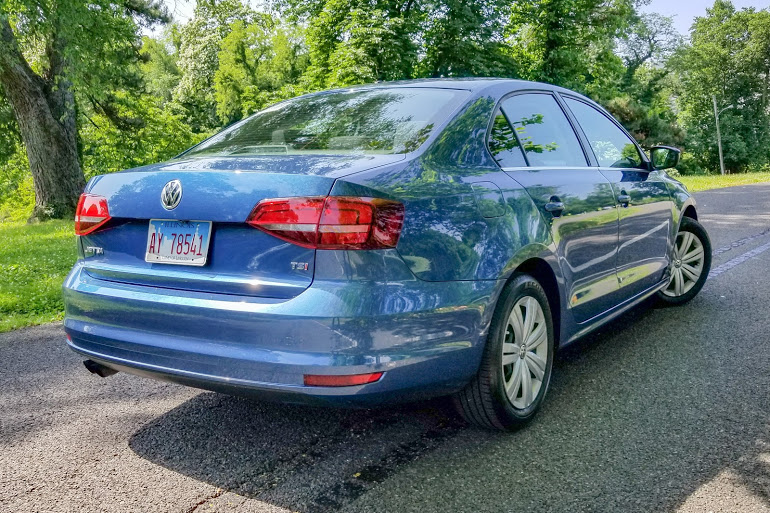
[{"xmin": 64, "ymin": 79, "xmax": 711, "ymax": 430}]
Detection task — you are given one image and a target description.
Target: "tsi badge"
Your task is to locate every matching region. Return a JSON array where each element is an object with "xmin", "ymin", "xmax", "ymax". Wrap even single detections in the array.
[
  {"xmin": 291, "ymin": 262, "xmax": 309, "ymax": 271},
  {"xmin": 84, "ymin": 246, "xmax": 104, "ymax": 256}
]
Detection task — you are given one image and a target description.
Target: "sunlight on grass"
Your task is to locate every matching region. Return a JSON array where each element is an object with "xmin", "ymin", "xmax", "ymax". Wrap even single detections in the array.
[
  {"xmin": 677, "ymin": 172, "xmax": 770, "ymax": 192},
  {"xmin": 0, "ymin": 220, "xmax": 77, "ymax": 332}
]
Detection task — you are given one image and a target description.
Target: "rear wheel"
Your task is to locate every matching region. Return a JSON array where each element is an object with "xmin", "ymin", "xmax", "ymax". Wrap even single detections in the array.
[
  {"xmin": 657, "ymin": 217, "xmax": 711, "ymax": 305},
  {"xmin": 454, "ymin": 274, "xmax": 555, "ymax": 430}
]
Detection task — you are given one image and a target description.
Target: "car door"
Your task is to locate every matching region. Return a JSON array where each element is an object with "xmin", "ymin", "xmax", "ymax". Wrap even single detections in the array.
[
  {"xmin": 562, "ymin": 96, "xmax": 674, "ymax": 297},
  {"xmin": 493, "ymin": 92, "xmax": 621, "ymax": 323}
]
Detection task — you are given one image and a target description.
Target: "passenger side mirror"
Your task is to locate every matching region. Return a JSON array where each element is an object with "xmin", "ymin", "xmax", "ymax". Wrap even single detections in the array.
[{"xmin": 650, "ymin": 146, "xmax": 681, "ymax": 170}]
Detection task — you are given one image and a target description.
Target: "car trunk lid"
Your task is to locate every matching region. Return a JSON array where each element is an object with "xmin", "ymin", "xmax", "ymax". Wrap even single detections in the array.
[{"xmin": 79, "ymin": 155, "xmax": 403, "ymax": 299}]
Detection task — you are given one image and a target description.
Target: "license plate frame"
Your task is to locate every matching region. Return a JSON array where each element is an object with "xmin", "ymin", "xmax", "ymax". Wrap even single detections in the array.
[{"xmin": 145, "ymin": 219, "xmax": 212, "ymax": 266}]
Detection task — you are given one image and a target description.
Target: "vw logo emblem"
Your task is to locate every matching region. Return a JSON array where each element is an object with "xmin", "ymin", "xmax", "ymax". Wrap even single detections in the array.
[{"xmin": 161, "ymin": 179, "xmax": 182, "ymax": 210}]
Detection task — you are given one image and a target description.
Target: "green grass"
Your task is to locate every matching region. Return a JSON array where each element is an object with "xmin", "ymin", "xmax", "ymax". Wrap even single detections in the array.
[
  {"xmin": 0, "ymin": 220, "xmax": 77, "ymax": 332},
  {"xmin": 677, "ymin": 172, "xmax": 770, "ymax": 192}
]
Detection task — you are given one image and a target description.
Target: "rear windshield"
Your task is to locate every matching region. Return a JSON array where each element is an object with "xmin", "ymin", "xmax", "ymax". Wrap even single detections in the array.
[{"xmin": 182, "ymin": 88, "xmax": 469, "ymax": 157}]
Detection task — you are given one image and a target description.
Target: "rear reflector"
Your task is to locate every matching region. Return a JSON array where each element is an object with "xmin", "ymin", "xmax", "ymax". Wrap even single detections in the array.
[
  {"xmin": 304, "ymin": 372, "xmax": 384, "ymax": 387},
  {"xmin": 75, "ymin": 193, "xmax": 111, "ymax": 235},
  {"xmin": 247, "ymin": 196, "xmax": 404, "ymax": 250}
]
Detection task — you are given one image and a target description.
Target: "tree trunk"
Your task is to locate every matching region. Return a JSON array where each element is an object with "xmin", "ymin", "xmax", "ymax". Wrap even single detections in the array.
[{"xmin": 0, "ymin": 18, "xmax": 85, "ymax": 221}]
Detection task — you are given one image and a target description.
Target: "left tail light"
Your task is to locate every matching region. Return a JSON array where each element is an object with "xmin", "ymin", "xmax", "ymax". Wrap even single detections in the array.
[
  {"xmin": 75, "ymin": 193, "xmax": 111, "ymax": 235},
  {"xmin": 246, "ymin": 196, "xmax": 405, "ymax": 250}
]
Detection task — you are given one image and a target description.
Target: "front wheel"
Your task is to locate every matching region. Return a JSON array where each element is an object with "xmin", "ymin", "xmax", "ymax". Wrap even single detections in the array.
[
  {"xmin": 454, "ymin": 274, "xmax": 555, "ymax": 430},
  {"xmin": 657, "ymin": 217, "xmax": 712, "ymax": 305}
]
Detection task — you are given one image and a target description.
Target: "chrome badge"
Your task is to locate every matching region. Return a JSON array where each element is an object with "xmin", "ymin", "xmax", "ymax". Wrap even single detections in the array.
[{"xmin": 161, "ymin": 179, "xmax": 182, "ymax": 210}]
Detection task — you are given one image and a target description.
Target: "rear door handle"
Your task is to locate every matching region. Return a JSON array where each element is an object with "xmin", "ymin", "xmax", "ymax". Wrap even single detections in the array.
[{"xmin": 617, "ymin": 194, "xmax": 631, "ymax": 206}]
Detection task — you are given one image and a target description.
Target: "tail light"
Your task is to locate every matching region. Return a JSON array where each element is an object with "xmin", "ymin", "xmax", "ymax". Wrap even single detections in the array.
[
  {"xmin": 246, "ymin": 196, "xmax": 405, "ymax": 250},
  {"xmin": 75, "ymin": 193, "xmax": 111, "ymax": 235}
]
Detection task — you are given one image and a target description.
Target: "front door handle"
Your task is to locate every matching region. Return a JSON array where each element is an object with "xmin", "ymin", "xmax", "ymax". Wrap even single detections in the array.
[
  {"xmin": 617, "ymin": 193, "xmax": 631, "ymax": 206},
  {"xmin": 544, "ymin": 201, "xmax": 565, "ymax": 216}
]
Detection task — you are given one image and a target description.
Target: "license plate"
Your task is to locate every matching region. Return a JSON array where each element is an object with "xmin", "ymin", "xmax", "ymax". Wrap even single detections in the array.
[{"xmin": 145, "ymin": 220, "xmax": 212, "ymax": 266}]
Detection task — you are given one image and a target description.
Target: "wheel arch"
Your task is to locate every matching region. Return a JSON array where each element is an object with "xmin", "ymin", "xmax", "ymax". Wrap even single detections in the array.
[
  {"xmin": 510, "ymin": 257, "xmax": 562, "ymax": 347},
  {"xmin": 682, "ymin": 204, "xmax": 698, "ymax": 221}
]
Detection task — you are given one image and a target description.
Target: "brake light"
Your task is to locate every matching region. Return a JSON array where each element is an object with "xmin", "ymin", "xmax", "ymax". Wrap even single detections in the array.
[
  {"xmin": 75, "ymin": 193, "xmax": 111, "ymax": 235},
  {"xmin": 246, "ymin": 196, "xmax": 404, "ymax": 250}
]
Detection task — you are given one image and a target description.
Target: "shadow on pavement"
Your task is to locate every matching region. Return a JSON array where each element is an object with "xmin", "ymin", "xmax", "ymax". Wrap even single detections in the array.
[
  {"xmin": 129, "ymin": 293, "xmax": 770, "ymax": 512},
  {"xmin": 128, "ymin": 393, "xmax": 465, "ymax": 512}
]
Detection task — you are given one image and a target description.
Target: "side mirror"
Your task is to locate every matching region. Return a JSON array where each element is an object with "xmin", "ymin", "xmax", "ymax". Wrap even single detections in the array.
[{"xmin": 650, "ymin": 146, "xmax": 681, "ymax": 170}]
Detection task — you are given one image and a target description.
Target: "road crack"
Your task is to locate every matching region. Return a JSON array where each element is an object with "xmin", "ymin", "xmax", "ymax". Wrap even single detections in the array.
[{"xmin": 185, "ymin": 488, "xmax": 224, "ymax": 513}]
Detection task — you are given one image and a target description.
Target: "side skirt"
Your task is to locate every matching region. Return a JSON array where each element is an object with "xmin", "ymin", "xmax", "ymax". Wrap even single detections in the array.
[{"xmin": 562, "ymin": 278, "xmax": 669, "ymax": 347}]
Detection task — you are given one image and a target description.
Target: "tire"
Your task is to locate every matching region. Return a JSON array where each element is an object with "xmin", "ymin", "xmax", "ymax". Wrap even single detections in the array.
[
  {"xmin": 657, "ymin": 217, "xmax": 712, "ymax": 306},
  {"xmin": 454, "ymin": 274, "xmax": 555, "ymax": 431}
]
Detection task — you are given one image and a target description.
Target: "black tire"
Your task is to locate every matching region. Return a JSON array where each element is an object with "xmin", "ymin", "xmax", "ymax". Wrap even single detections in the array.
[
  {"xmin": 657, "ymin": 217, "xmax": 712, "ymax": 306},
  {"xmin": 454, "ymin": 274, "xmax": 555, "ymax": 431}
]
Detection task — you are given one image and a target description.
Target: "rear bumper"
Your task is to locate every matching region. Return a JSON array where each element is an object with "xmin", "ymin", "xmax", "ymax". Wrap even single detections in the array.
[{"xmin": 63, "ymin": 262, "xmax": 500, "ymax": 406}]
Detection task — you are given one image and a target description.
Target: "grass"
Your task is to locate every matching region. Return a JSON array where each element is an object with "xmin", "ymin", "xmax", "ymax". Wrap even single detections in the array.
[
  {"xmin": 677, "ymin": 172, "xmax": 770, "ymax": 192},
  {"xmin": 0, "ymin": 220, "xmax": 77, "ymax": 332}
]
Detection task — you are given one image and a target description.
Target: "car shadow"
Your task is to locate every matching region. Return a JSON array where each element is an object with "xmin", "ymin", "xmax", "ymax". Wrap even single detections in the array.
[
  {"xmin": 128, "ymin": 393, "xmax": 466, "ymax": 511},
  {"xmin": 129, "ymin": 291, "xmax": 770, "ymax": 512}
]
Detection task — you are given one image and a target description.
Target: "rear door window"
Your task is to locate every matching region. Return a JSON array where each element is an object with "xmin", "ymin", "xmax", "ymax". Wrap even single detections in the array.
[
  {"xmin": 488, "ymin": 109, "xmax": 527, "ymax": 167},
  {"xmin": 500, "ymin": 94, "xmax": 587, "ymax": 167},
  {"xmin": 564, "ymin": 97, "xmax": 645, "ymax": 169}
]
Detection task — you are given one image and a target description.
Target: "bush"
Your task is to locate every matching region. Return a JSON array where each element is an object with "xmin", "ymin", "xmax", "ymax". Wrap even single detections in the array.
[
  {"xmin": 0, "ymin": 144, "xmax": 34, "ymax": 221},
  {"xmin": 675, "ymin": 152, "xmax": 708, "ymax": 175}
]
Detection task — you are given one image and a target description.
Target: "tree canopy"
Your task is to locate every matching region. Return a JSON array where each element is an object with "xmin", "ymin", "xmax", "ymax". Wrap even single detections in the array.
[{"xmin": 1, "ymin": 0, "xmax": 770, "ymax": 220}]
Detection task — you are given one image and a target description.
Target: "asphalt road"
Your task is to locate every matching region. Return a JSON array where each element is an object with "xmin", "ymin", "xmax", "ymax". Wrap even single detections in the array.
[{"xmin": 3, "ymin": 184, "xmax": 770, "ymax": 513}]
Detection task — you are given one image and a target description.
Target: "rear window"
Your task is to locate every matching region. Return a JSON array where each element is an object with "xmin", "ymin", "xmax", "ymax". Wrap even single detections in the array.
[{"xmin": 182, "ymin": 88, "xmax": 470, "ymax": 157}]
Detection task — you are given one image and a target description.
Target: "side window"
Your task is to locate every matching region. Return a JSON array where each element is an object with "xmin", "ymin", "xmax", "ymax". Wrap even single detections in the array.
[
  {"xmin": 564, "ymin": 97, "xmax": 645, "ymax": 169},
  {"xmin": 488, "ymin": 109, "xmax": 527, "ymax": 167},
  {"xmin": 500, "ymin": 93, "xmax": 587, "ymax": 167}
]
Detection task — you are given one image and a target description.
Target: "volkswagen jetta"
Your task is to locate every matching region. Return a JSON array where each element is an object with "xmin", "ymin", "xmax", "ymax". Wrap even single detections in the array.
[{"xmin": 63, "ymin": 79, "xmax": 711, "ymax": 430}]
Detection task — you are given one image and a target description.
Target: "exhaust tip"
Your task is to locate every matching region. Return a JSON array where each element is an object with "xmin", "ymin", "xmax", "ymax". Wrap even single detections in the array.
[{"xmin": 83, "ymin": 360, "xmax": 118, "ymax": 378}]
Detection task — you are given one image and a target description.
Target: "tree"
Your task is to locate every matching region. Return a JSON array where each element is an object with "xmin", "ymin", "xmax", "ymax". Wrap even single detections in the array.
[
  {"xmin": 214, "ymin": 17, "xmax": 307, "ymax": 123},
  {"xmin": 172, "ymin": 0, "xmax": 256, "ymax": 132},
  {"xmin": 618, "ymin": 13, "xmax": 681, "ymax": 91},
  {"xmin": 506, "ymin": 0, "xmax": 635, "ymax": 98},
  {"xmin": 294, "ymin": 0, "xmax": 423, "ymax": 89},
  {"xmin": 606, "ymin": 13, "xmax": 684, "ymax": 148},
  {"xmin": 420, "ymin": 0, "xmax": 515, "ymax": 78},
  {"xmin": 0, "ymin": 0, "xmax": 167, "ymax": 220},
  {"xmin": 673, "ymin": 1, "xmax": 770, "ymax": 172},
  {"xmin": 140, "ymin": 31, "xmax": 183, "ymax": 103}
]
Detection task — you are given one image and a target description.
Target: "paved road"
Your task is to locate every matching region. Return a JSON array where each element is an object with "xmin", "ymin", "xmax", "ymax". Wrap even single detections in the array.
[{"xmin": 3, "ymin": 184, "xmax": 770, "ymax": 513}]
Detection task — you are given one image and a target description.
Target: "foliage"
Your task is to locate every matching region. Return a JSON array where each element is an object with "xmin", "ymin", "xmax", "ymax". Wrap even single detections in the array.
[
  {"xmin": 139, "ymin": 32, "xmax": 182, "ymax": 103},
  {"xmin": 506, "ymin": 0, "xmax": 634, "ymax": 98},
  {"xmin": 672, "ymin": 1, "xmax": 770, "ymax": 173},
  {"xmin": 80, "ymin": 92, "xmax": 203, "ymax": 178},
  {"xmin": 2, "ymin": 0, "xmax": 168, "ymax": 105},
  {"xmin": 3, "ymin": 0, "xmax": 770, "ymax": 331},
  {"xmin": 171, "ymin": 0, "xmax": 258, "ymax": 131},
  {"xmin": 0, "ymin": 220, "xmax": 77, "ymax": 332},
  {"xmin": 3, "ymin": 0, "xmax": 770, "ymax": 223},
  {"xmin": 0, "ymin": 147, "xmax": 33, "ymax": 221},
  {"xmin": 214, "ymin": 18, "xmax": 308, "ymax": 123}
]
